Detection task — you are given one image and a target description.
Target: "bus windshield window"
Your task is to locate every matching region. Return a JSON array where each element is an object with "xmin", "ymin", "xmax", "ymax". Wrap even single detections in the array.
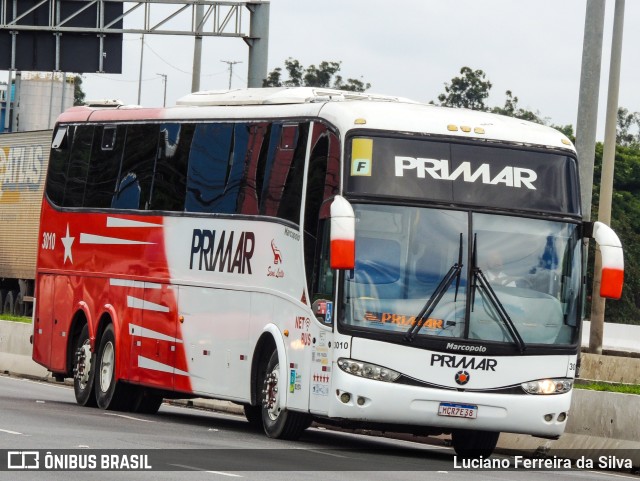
[
  {"xmin": 470, "ymin": 214, "xmax": 580, "ymax": 345},
  {"xmin": 342, "ymin": 204, "xmax": 581, "ymax": 347}
]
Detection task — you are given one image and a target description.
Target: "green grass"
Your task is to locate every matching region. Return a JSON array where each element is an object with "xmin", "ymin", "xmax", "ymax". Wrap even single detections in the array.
[
  {"xmin": 574, "ymin": 380, "xmax": 640, "ymax": 395},
  {"xmin": 0, "ymin": 314, "xmax": 32, "ymax": 323}
]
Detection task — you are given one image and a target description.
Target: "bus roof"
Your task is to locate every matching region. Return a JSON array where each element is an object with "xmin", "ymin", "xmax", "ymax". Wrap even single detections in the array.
[{"xmin": 59, "ymin": 87, "xmax": 574, "ymax": 152}]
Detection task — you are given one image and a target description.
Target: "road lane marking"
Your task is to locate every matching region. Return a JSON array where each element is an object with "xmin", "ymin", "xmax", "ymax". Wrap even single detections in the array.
[
  {"xmin": 0, "ymin": 428, "xmax": 23, "ymax": 435},
  {"xmin": 0, "ymin": 376, "xmax": 71, "ymax": 390},
  {"xmin": 170, "ymin": 464, "xmax": 243, "ymax": 477},
  {"xmin": 103, "ymin": 413, "xmax": 155, "ymax": 423},
  {"xmin": 302, "ymin": 448, "xmax": 349, "ymax": 459}
]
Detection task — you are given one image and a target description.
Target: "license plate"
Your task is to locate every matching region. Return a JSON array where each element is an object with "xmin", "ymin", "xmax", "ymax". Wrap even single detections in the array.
[{"xmin": 437, "ymin": 402, "xmax": 478, "ymax": 419}]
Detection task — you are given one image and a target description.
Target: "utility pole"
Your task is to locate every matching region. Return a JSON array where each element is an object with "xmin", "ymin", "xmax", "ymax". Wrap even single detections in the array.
[
  {"xmin": 589, "ymin": 0, "xmax": 626, "ymax": 354},
  {"xmin": 576, "ymin": 0, "xmax": 605, "ymax": 364},
  {"xmin": 576, "ymin": 0, "xmax": 605, "ymax": 222},
  {"xmin": 157, "ymin": 73, "xmax": 167, "ymax": 107},
  {"xmin": 221, "ymin": 60, "xmax": 242, "ymax": 89},
  {"xmin": 192, "ymin": 1, "xmax": 204, "ymax": 92},
  {"xmin": 245, "ymin": 1, "xmax": 269, "ymax": 88},
  {"xmin": 137, "ymin": 34, "xmax": 145, "ymax": 105}
]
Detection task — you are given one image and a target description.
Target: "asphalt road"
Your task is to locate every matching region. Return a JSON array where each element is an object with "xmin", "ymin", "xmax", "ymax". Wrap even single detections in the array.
[{"xmin": 0, "ymin": 374, "xmax": 636, "ymax": 481}]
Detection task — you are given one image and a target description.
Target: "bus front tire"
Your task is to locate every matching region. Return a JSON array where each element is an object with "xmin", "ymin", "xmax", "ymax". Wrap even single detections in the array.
[
  {"xmin": 95, "ymin": 324, "xmax": 131, "ymax": 411},
  {"xmin": 261, "ymin": 350, "xmax": 311, "ymax": 440},
  {"xmin": 73, "ymin": 324, "xmax": 97, "ymax": 407},
  {"xmin": 451, "ymin": 429, "xmax": 500, "ymax": 458}
]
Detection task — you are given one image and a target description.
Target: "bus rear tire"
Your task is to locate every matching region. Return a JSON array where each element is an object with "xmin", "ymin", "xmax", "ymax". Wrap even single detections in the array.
[
  {"xmin": 451, "ymin": 429, "xmax": 500, "ymax": 458},
  {"xmin": 95, "ymin": 324, "xmax": 131, "ymax": 411},
  {"xmin": 261, "ymin": 350, "xmax": 311, "ymax": 440},
  {"xmin": 73, "ymin": 324, "xmax": 97, "ymax": 407}
]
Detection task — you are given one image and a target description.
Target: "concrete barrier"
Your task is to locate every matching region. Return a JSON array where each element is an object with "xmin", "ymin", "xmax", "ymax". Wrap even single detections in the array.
[
  {"xmin": 579, "ymin": 352, "xmax": 640, "ymax": 383},
  {"xmin": 1, "ymin": 319, "xmax": 639, "ymax": 466},
  {"xmin": 497, "ymin": 389, "xmax": 640, "ymax": 465},
  {"xmin": 581, "ymin": 320, "xmax": 640, "ymax": 354},
  {"xmin": 0, "ymin": 320, "xmax": 50, "ymax": 379}
]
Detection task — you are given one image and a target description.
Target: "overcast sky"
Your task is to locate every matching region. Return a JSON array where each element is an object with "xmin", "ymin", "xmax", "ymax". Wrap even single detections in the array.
[{"xmin": 59, "ymin": 1, "xmax": 640, "ymax": 140}]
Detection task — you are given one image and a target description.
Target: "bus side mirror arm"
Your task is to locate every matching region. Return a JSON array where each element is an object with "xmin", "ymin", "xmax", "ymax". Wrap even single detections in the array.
[
  {"xmin": 586, "ymin": 221, "xmax": 624, "ymax": 300},
  {"xmin": 330, "ymin": 196, "xmax": 355, "ymax": 270}
]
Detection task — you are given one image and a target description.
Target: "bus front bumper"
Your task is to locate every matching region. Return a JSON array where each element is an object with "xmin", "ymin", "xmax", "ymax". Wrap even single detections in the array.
[{"xmin": 326, "ymin": 369, "xmax": 571, "ymax": 438}]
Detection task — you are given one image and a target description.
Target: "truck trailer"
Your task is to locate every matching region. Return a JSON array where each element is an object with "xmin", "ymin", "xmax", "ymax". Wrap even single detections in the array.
[{"xmin": 0, "ymin": 130, "xmax": 51, "ymax": 316}]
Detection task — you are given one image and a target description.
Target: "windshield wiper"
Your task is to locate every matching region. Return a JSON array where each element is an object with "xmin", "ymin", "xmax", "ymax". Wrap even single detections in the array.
[
  {"xmin": 405, "ymin": 233, "xmax": 463, "ymax": 343},
  {"xmin": 471, "ymin": 235, "xmax": 526, "ymax": 353}
]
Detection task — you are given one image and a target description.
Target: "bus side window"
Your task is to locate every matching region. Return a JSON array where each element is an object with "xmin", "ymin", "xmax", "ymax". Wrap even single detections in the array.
[
  {"xmin": 84, "ymin": 125, "xmax": 125, "ymax": 208},
  {"xmin": 150, "ymin": 123, "xmax": 193, "ymax": 211},
  {"xmin": 311, "ymin": 215, "xmax": 334, "ymax": 305},
  {"xmin": 219, "ymin": 123, "xmax": 250, "ymax": 214},
  {"xmin": 185, "ymin": 123, "xmax": 233, "ymax": 213},
  {"xmin": 305, "ymin": 125, "xmax": 341, "ymax": 298},
  {"xmin": 261, "ymin": 123, "xmax": 308, "ymax": 224},
  {"xmin": 278, "ymin": 123, "xmax": 309, "ymax": 224},
  {"xmin": 237, "ymin": 123, "xmax": 268, "ymax": 215},
  {"xmin": 47, "ymin": 125, "xmax": 74, "ymax": 206},
  {"xmin": 63, "ymin": 125, "xmax": 94, "ymax": 207},
  {"xmin": 112, "ymin": 124, "xmax": 158, "ymax": 210}
]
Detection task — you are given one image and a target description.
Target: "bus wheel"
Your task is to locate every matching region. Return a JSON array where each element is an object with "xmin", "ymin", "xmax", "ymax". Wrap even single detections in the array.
[
  {"xmin": 73, "ymin": 324, "xmax": 97, "ymax": 407},
  {"xmin": 131, "ymin": 388, "xmax": 164, "ymax": 414},
  {"xmin": 95, "ymin": 324, "xmax": 130, "ymax": 411},
  {"xmin": 261, "ymin": 350, "xmax": 311, "ymax": 440},
  {"xmin": 451, "ymin": 429, "xmax": 500, "ymax": 458}
]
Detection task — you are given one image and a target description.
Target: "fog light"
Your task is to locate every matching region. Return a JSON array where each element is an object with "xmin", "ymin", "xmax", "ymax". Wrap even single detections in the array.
[
  {"xmin": 340, "ymin": 392, "xmax": 351, "ymax": 404},
  {"xmin": 357, "ymin": 396, "xmax": 365, "ymax": 406},
  {"xmin": 544, "ymin": 414, "xmax": 553, "ymax": 422},
  {"xmin": 557, "ymin": 412, "xmax": 567, "ymax": 422}
]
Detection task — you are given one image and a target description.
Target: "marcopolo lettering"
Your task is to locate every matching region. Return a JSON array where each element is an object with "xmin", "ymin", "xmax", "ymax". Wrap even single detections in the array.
[
  {"xmin": 394, "ymin": 156, "xmax": 537, "ymax": 190},
  {"xmin": 430, "ymin": 353, "xmax": 497, "ymax": 371},
  {"xmin": 190, "ymin": 229, "xmax": 255, "ymax": 274},
  {"xmin": 446, "ymin": 342, "xmax": 487, "ymax": 353}
]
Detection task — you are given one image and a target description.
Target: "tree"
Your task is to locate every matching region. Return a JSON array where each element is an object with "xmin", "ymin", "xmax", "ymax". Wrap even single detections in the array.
[
  {"xmin": 73, "ymin": 75, "xmax": 86, "ymax": 106},
  {"xmin": 550, "ymin": 123, "xmax": 575, "ymax": 140},
  {"xmin": 491, "ymin": 90, "xmax": 544, "ymax": 124},
  {"xmin": 436, "ymin": 66, "xmax": 492, "ymax": 111},
  {"xmin": 436, "ymin": 67, "xmax": 545, "ymax": 126},
  {"xmin": 617, "ymin": 107, "xmax": 640, "ymax": 147},
  {"xmin": 263, "ymin": 58, "xmax": 371, "ymax": 92}
]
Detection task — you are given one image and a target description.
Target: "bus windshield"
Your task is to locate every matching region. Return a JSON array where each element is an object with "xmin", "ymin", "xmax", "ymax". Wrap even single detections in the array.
[{"xmin": 341, "ymin": 204, "xmax": 581, "ymax": 347}]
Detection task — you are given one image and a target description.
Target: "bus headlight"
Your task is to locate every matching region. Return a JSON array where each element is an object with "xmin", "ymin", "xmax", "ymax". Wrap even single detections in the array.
[
  {"xmin": 521, "ymin": 378, "xmax": 573, "ymax": 394},
  {"xmin": 337, "ymin": 358, "xmax": 401, "ymax": 382}
]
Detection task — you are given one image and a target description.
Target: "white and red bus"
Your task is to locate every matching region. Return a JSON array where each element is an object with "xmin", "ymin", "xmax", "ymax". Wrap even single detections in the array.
[{"xmin": 32, "ymin": 87, "xmax": 623, "ymax": 456}]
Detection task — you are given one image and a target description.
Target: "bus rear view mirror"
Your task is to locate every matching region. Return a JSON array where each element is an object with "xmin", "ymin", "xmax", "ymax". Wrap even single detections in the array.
[
  {"xmin": 590, "ymin": 221, "xmax": 624, "ymax": 299},
  {"xmin": 330, "ymin": 196, "xmax": 355, "ymax": 270}
]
